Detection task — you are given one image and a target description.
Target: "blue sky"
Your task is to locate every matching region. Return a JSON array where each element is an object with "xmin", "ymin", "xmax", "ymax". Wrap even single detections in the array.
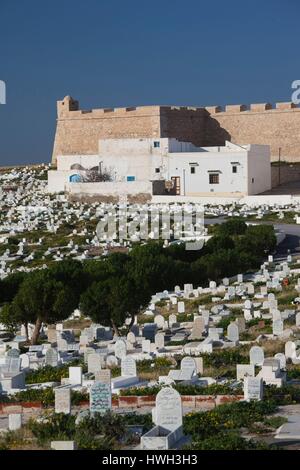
[{"xmin": 0, "ymin": 0, "xmax": 299, "ymax": 165}]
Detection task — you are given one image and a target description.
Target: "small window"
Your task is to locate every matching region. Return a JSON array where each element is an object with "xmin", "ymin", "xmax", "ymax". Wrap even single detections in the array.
[
  {"xmin": 232, "ymin": 165, "xmax": 237, "ymax": 173},
  {"xmin": 252, "ymin": 177, "xmax": 254, "ymax": 183},
  {"xmin": 155, "ymin": 168, "xmax": 160, "ymax": 173},
  {"xmin": 153, "ymin": 141, "xmax": 160, "ymax": 148},
  {"xmin": 190, "ymin": 166, "xmax": 196, "ymax": 174},
  {"xmin": 209, "ymin": 173, "xmax": 219, "ymax": 184},
  {"xmin": 127, "ymin": 176, "xmax": 135, "ymax": 182}
]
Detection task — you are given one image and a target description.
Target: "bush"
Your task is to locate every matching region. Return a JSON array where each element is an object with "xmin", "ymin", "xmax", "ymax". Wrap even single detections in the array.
[
  {"xmin": 186, "ymin": 431, "xmax": 273, "ymax": 450},
  {"xmin": 28, "ymin": 413, "xmax": 76, "ymax": 445},
  {"xmin": 183, "ymin": 400, "xmax": 278, "ymax": 439}
]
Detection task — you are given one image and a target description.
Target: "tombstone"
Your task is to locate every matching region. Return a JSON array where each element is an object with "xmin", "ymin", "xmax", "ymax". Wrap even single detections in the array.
[
  {"xmin": 88, "ymin": 353, "xmax": 102, "ymax": 374},
  {"xmin": 155, "ymin": 333, "xmax": 165, "ymax": 350},
  {"xmin": 222, "ymin": 278, "xmax": 229, "ymax": 286},
  {"xmin": 154, "ymin": 315, "xmax": 165, "ymax": 329},
  {"xmin": 79, "ymin": 334, "xmax": 89, "ymax": 346},
  {"xmin": 69, "ymin": 367, "xmax": 82, "ymax": 385},
  {"xmin": 57, "ymin": 338, "xmax": 68, "ymax": 352},
  {"xmin": 90, "ymin": 381, "xmax": 112, "ymax": 414},
  {"xmin": 285, "ymin": 341, "xmax": 297, "ymax": 359},
  {"xmin": 209, "ymin": 281, "xmax": 217, "ymax": 290},
  {"xmin": 249, "ymin": 346, "xmax": 264, "ymax": 366},
  {"xmin": 177, "ymin": 302, "xmax": 185, "ymax": 314},
  {"xmin": 181, "ymin": 357, "xmax": 197, "ymax": 377},
  {"xmin": 114, "ymin": 339, "xmax": 127, "ymax": 359},
  {"xmin": 55, "ymin": 387, "xmax": 71, "ymax": 414},
  {"xmin": 155, "ymin": 387, "xmax": 182, "ymax": 432},
  {"xmin": 274, "ymin": 353, "xmax": 286, "ymax": 370},
  {"xmin": 272, "ymin": 310, "xmax": 282, "ymax": 321},
  {"xmin": 127, "ymin": 332, "xmax": 136, "ymax": 346},
  {"xmin": 273, "ymin": 319, "xmax": 284, "ymax": 336},
  {"xmin": 8, "ymin": 414, "xmax": 22, "ymax": 431},
  {"xmin": 106, "ymin": 355, "xmax": 119, "ymax": 367},
  {"xmin": 194, "ymin": 357, "xmax": 204, "ymax": 375},
  {"xmin": 142, "ymin": 339, "xmax": 151, "ymax": 354},
  {"xmin": 190, "ymin": 317, "xmax": 204, "ymax": 339},
  {"xmin": 169, "ymin": 314, "xmax": 177, "ymax": 328},
  {"xmin": 4, "ymin": 357, "xmax": 21, "ymax": 373},
  {"xmin": 237, "ymin": 274, "xmax": 243, "ymax": 283},
  {"xmin": 228, "ymin": 286, "xmax": 235, "ymax": 298},
  {"xmin": 51, "ymin": 441, "xmax": 77, "ymax": 451},
  {"xmin": 247, "ymin": 284, "xmax": 255, "ymax": 295},
  {"xmin": 121, "ymin": 356, "xmax": 137, "ymax": 377},
  {"xmin": 95, "ymin": 369, "xmax": 111, "ymax": 384},
  {"xmin": 56, "ymin": 323, "xmax": 63, "ymax": 332},
  {"xmin": 174, "ymin": 285, "xmax": 181, "ymax": 293},
  {"xmin": 227, "ymin": 323, "xmax": 239, "ymax": 343},
  {"xmin": 296, "ymin": 312, "xmax": 300, "ymax": 327},
  {"xmin": 45, "ymin": 348, "xmax": 58, "ymax": 367},
  {"xmin": 244, "ymin": 377, "xmax": 263, "ymax": 401},
  {"xmin": 20, "ymin": 354, "xmax": 30, "ymax": 369},
  {"xmin": 47, "ymin": 328, "xmax": 57, "ymax": 343},
  {"xmin": 7, "ymin": 348, "xmax": 20, "ymax": 358}
]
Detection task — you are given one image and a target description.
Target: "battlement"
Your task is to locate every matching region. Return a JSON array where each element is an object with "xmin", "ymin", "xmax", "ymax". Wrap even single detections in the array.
[
  {"xmin": 57, "ymin": 96, "xmax": 205, "ymax": 119},
  {"xmin": 205, "ymin": 102, "xmax": 299, "ymax": 114},
  {"xmin": 52, "ymin": 95, "xmax": 300, "ymax": 165}
]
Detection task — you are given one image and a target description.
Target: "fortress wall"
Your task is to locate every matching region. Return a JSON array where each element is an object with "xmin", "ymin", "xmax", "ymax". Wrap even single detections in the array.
[
  {"xmin": 52, "ymin": 97, "xmax": 300, "ymax": 167},
  {"xmin": 205, "ymin": 102, "xmax": 300, "ymax": 162},
  {"xmin": 160, "ymin": 106, "xmax": 207, "ymax": 147},
  {"xmin": 52, "ymin": 101, "xmax": 162, "ymax": 164},
  {"xmin": 51, "ymin": 97, "xmax": 207, "ymax": 164}
]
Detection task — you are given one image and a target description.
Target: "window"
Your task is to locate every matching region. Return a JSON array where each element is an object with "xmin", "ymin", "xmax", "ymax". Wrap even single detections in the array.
[
  {"xmin": 155, "ymin": 168, "xmax": 160, "ymax": 173},
  {"xmin": 209, "ymin": 173, "xmax": 219, "ymax": 184},
  {"xmin": 232, "ymin": 165, "xmax": 237, "ymax": 173},
  {"xmin": 190, "ymin": 166, "xmax": 196, "ymax": 174},
  {"xmin": 252, "ymin": 177, "xmax": 254, "ymax": 183},
  {"xmin": 127, "ymin": 176, "xmax": 135, "ymax": 182},
  {"xmin": 153, "ymin": 141, "xmax": 160, "ymax": 148}
]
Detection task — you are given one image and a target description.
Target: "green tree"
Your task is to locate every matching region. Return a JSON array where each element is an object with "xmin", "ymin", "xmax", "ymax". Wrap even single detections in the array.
[{"xmin": 6, "ymin": 270, "xmax": 75, "ymax": 344}]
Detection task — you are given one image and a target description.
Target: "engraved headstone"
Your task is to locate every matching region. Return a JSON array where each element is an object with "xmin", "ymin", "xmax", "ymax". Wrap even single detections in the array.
[
  {"xmin": 90, "ymin": 381, "xmax": 111, "ymax": 414},
  {"xmin": 121, "ymin": 356, "xmax": 137, "ymax": 377},
  {"xmin": 55, "ymin": 387, "xmax": 71, "ymax": 414},
  {"xmin": 250, "ymin": 346, "xmax": 264, "ymax": 366}
]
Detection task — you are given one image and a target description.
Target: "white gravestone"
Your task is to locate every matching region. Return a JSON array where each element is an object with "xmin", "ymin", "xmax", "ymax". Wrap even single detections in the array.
[
  {"xmin": 244, "ymin": 377, "xmax": 263, "ymax": 401},
  {"xmin": 55, "ymin": 387, "xmax": 71, "ymax": 414},
  {"xmin": 154, "ymin": 315, "xmax": 165, "ymax": 329},
  {"xmin": 114, "ymin": 339, "xmax": 127, "ymax": 359},
  {"xmin": 177, "ymin": 302, "xmax": 185, "ymax": 314},
  {"xmin": 227, "ymin": 323, "xmax": 239, "ymax": 342},
  {"xmin": 121, "ymin": 356, "xmax": 137, "ymax": 377},
  {"xmin": 155, "ymin": 387, "xmax": 182, "ymax": 432},
  {"xmin": 88, "ymin": 354, "xmax": 102, "ymax": 374},
  {"xmin": 249, "ymin": 346, "xmax": 264, "ymax": 366},
  {"xmin": 45, "ymin": 348, "xmax": 58, "ymax": 367},
  {"xmin": 155, "ymin": 333, "xmax": 165, "ymax": 349},
  {"xmin": 69, "ymin": 367, "xmax": 82, "ymax": 385},
  {"xmin": 181, "ymin": 357, "xmax": 197, "ymax": 377}
]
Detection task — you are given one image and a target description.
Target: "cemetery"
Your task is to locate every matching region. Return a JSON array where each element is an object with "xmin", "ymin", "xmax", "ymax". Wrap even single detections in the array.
[{"xmin": 2, "ymin": 167, "xmax": 300, "ymax": 450}]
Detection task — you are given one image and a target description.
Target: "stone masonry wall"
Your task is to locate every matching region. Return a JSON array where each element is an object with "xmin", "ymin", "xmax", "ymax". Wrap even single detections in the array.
[
  {"xmin": 205, "ymin": 103, "xmax": 300, "ymax": 162},
  {"xmin": 52, "ymin": 97, "xmax": 300, "ymax": 168},
  {"xmin": 52, "ymin": 96, "xmax": 207, "ymax": 164}
]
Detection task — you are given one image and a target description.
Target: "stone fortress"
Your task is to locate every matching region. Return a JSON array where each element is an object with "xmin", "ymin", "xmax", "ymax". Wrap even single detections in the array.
[{"xmin": 52, "ymin": 96, "xmax": 300, "ymax": 166}]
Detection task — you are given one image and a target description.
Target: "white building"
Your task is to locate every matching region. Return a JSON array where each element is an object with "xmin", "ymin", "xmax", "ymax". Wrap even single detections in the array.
[{"xmin": 48, "ymin": 138, "xmax": 271, "ymax": 197}]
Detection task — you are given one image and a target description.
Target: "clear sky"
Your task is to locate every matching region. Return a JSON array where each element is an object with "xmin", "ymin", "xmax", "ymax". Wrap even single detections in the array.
[{"xmin": 0, "ymin": 0, "xmax": 299, "ymax": 165}]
